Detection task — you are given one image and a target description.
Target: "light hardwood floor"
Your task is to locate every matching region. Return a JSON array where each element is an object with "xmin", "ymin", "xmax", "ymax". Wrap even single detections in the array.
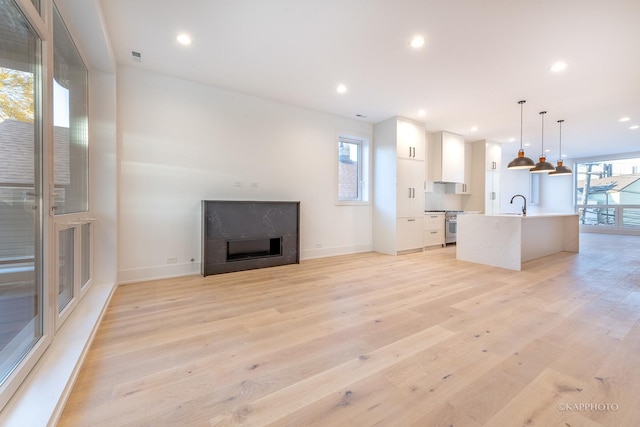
[{"xmin": 58, "ymin": 233, "xmax": 640, "ymax": 426}]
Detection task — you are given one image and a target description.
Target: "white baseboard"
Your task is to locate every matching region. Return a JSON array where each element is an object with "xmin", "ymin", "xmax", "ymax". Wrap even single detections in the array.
[
  {"xmin": 300, "ymin": 243, "xmax": 372, "ymax": 260},
  {"xmin": 118, "ymin": 262, "xmax": 201, "ymax": 285}
]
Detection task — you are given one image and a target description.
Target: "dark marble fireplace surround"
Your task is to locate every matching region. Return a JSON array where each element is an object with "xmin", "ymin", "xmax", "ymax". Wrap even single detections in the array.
[{"xmin": 201, "ymin": 200, "xmax": 300, "ymax": 276}]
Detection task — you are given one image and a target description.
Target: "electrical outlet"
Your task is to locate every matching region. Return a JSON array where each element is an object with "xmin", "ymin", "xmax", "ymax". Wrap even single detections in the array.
[{"xmin": 166, "ymin": 257, "xmax": 177, "ymax": 264}]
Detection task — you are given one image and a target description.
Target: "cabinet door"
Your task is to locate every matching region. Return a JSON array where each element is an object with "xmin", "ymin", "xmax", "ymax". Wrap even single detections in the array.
[
  {"xmin": 485, "ymin": 170, "xmax": 501, "ymax": 215},
  {"xmin": 397, "ymin": 120, "xmax": 425, "ymax": 160},
  {"xmin": 397, "ymin": 217, "xmax": 424, "ymax": 251},
  {"xmin": 461, "ymin": 142, "xmax": 472, "ymax": 193},
  {"xmin": 397, "ymin": 159, "xmax": 425, "ymax": 217},
  {"xmin": 486, "ymin": 141, "xmax": 502, "ymax": 171},
  {"xmin": 441, "ymin": 132, "xmax": 465, "ymax": 182},
  {"xmin": 397, "ymin": 158, "xmax": 413, "ymax": 217}
]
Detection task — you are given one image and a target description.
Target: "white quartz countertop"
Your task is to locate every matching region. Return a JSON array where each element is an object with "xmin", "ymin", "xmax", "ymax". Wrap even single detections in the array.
[
  {"xmin": 491, "ymin": 213, "xmax": 578, "ymax": 218},
  {"xmin": 458, "ymin": 212, "xmax": 578, "ymax": 218}
]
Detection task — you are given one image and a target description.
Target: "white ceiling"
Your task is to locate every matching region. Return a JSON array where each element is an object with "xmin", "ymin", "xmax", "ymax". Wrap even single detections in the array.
[{"xmin": 97, "ymin": 0, "xmax": 640, "ymax": 160}]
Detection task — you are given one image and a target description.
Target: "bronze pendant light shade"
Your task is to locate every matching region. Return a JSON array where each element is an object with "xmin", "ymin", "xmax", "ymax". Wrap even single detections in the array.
[
  {"xmin": 507, "ymin": 100, "xmax": 536, "ymax": 169},
  {"xmin": 530, "ymin": 111, "xmax": 556, "ymax": 174},
  {"xmin": 549, "ymin": 119, "xmax": 573, "ymax": 176}
]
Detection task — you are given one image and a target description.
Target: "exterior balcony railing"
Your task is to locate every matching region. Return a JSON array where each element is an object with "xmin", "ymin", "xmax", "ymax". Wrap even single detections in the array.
[{"xmin": 577, "ymin": 204, "xmax": 640, "ymax": 233}]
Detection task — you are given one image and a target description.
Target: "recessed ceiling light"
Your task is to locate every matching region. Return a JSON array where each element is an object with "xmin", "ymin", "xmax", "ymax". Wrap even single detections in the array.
[
  {"xmin": 619, "ymin": 117, "xmax": 631, "ymax": 122},
  {"xmin": 417, "ymin": 109, "xmax": 426, "ymax": 117},
  {"xmin": 630, "ymin": 125, "xmax": 639, "ymax": 130},
  {"xmin": 550, "ymin": 61, "xmax": 567, "ymax": 72},
  {"xmin": 524, "ymin": 143, "xmax": 531, "ymax": 147},
  {"xmin": 410, "ymin": 35, "xmax": 425, "ymax": 48},
  {"xmin": 177, "ymin": 33, "xmax": 192, "ymax": 45},
  {"xmin": 336, "ymin": 84, "xmax": 347, "ymax": 94},
  {"xmin": 545, "ymin": 149, "xmax": 551, "ymax": 153},
  {"xmin": 470, "ymin": 126, "xmax": 478, "ymax": 132},
  {"xmin": 508, "ymin": 138, "xmax": 516, "ymax": 142}
]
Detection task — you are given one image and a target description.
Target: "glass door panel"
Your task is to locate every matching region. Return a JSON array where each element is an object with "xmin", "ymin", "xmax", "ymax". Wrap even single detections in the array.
[
  {"xmin": 0, "ymin": 0, "xmax": 42, "ymax": 387},
  {"xmin": 57, "ymin": 227, "xmax": 75, "ymax": 313}
]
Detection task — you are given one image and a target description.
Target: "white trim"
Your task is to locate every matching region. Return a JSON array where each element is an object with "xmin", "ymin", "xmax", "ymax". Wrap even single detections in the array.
[
  {"xmin": 117, "ymin": 262, "xmax": 201, "ymax": 285},
  {"xmin": 301, "ymin": 243, "xmax": 373, "ymax": 260}
]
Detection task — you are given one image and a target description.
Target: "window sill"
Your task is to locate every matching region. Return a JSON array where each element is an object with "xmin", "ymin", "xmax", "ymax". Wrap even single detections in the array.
[
  {"xmin": 0, "ymin": 281, "xmax": 116, "ymax": 426},
  {"xmin": 336, "ymin": 200, "xmax": 371, "ymax": 207}
]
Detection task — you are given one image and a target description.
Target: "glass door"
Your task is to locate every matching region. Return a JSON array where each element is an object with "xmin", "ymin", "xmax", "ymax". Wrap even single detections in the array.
[{"xmin": 0, "ymin": 0, "xmax": 43, "ymax": 390}]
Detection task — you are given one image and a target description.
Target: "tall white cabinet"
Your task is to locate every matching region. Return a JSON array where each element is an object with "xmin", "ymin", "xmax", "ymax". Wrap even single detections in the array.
[
  {"xmin": 373, "ymin": 117, "xmax": 426, "ymax": 255},
  {"xmin": 463, "ymin": 139, "xmax": 502, "ymax": 215}
]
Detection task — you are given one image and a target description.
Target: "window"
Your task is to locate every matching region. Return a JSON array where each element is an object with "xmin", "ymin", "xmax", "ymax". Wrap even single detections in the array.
[
  {"xmin": 53, "ymin": 4, "xmax": 89, "ymax": 215},
  {"xmin": 52, "ymin": 4, "xmax": 92, "ymax": 328},
  {"xmin": 575, "ymin": 157, "xmax": 640, "ymax": 230},
  {"xmin": 0, "ymin": 0, "xmax": 43, "ymax": 408},
  {"xmin": 338, "ymin": 135, "xmax": 369, "ymax": 203}
]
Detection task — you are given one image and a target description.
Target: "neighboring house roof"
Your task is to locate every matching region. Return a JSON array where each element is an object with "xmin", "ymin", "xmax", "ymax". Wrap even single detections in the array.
[
  {"xmin": 0, "ymin": 119, "xmax": 69, "ymax": 185},
  {"xmin": 577, "ymin": 174, "xmax": 640, "ymax": 194}
]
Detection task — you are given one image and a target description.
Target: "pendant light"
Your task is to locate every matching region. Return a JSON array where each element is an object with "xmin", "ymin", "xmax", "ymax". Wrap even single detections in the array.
[
  {"xmin": 530, "ymin": 111, "xmax": 555, "ymax": 173},
  {"xmin": 507, "ymin": 100, "xmax": 536, "ymax": 169},
  {"xmin": 549, "ymin": 119, "xmax": 573, "ymax": 176}
]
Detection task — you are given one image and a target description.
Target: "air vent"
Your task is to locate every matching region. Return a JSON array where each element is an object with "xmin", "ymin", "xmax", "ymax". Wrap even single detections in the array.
[
  {"xmin": 355, "ymin": 114, "xmax": 367, "ymax": 118},
  {"xmin": 131, "ymin": 51, "xmax": 142, "ymax": 62}
]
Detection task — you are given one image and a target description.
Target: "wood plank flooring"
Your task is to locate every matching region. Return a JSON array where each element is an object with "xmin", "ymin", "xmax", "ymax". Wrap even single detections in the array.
[{"xmin": 58, "ymin": 233, "xmax": 640, "ymax": 426}]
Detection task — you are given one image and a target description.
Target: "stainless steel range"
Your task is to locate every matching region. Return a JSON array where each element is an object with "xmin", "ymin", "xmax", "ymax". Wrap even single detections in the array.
[{"xmin": 444, "ymin": 210, "xmax": 461, "ymax": 244}]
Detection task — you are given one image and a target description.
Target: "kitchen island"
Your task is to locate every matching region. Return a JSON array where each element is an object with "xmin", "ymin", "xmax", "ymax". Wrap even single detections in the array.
[{"xmin": 456, "ymin": 213, "xmax": 579, "ymax": 271}]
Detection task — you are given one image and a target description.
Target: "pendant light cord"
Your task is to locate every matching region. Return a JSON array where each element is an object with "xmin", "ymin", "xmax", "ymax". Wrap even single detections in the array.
[
  {"xmin": 540, "ymin": 111, "xmax": 547, "ymax": 154},
  {"xmin": 519, "ymin": 100, "xmax": 525, "ymax": 149},
  {"xmin": 558, "ymin": 119, "xmax": 564, "ymax": 158}
]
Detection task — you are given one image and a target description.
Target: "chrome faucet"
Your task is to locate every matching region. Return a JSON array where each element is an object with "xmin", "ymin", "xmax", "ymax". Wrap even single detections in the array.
[{"xmin": 510, "ymin": 194, "xmax": 527, "ymax": 216}]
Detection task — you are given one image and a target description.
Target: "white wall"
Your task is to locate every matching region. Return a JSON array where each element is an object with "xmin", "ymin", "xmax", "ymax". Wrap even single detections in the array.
[
  {"xmin": 116, "ymin": 66, "xmax": 373, "ymax": 283},
  {"xmin": 90, "ymin": 71, "xmax": 117, "ymax": 284}
]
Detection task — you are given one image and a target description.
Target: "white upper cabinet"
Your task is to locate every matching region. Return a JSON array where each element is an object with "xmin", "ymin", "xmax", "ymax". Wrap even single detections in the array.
[
  {"xmin": 397, "ymin": 119, "xmax": 425, "ymax": 160},
  {"xmin": 485, "ymin": 140, "xmax": 502, "ymax": 171},
  {"xmin": 432, "ymin": 131, "xmax": 465, "ymax": 183}
]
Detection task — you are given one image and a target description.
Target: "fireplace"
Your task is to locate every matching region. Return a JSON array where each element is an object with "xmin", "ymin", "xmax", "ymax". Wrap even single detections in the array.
[
  {"xmin": 201, "ymin": 200, "xmax": 299, "ymax": 276},
  {"xmin": 226, "ymin": 237, "xmax": 282, "ymax": 261}
]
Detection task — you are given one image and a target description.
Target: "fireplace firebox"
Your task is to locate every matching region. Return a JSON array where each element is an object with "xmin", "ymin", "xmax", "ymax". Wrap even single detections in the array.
[{"xmin": 226, "ymin": 237, "xmax": 282, "ymax": 261}]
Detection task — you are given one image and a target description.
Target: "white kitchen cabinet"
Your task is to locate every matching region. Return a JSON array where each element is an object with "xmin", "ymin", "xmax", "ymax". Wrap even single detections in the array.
[
  {"xmin": 485, "ymin": 140, "xmax": 501, "ymax": 171},
  {"xmin": 432, "ymin": 131, "xmax": 465, "ymax": 183},
  {"xmin": 397, "ymin": 217, "xmax": 425, "ymax": 251},
  {"xmin": 397, "ymin": 120, "xmax": 425, "ymax": 161},
  {"xmin": 446, "ymin": 142, "xmax": 473, "ymax": 195},
  {"xmin": 462, "ymin": 139, "xmax": 502, "ymax": 215},
  {"xmin": 485, "ymin": 170, "xmax": 501, "ymax": 215},
  {"xmin": 397, "ymin": 158, "xmax": 425, "ymax": 217},
  {"xmin": 373, "ymin": 117, "xmax": 426, "ymax": 255},
  {"xmin": 424, "ymin": 213, "xmax": 445, "ymax": 247}
]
